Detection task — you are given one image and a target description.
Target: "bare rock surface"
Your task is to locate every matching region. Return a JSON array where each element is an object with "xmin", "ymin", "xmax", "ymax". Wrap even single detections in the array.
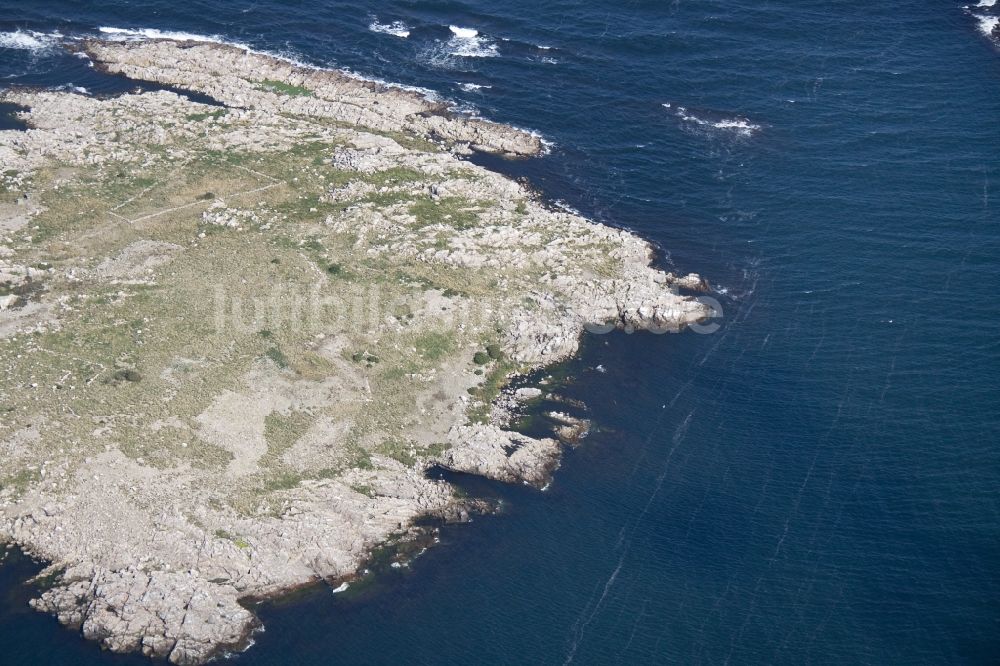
[
  {"xmin": 83, "ymin": 39, "xmax": 544, "ymax": 157},
  {"xmin": 32, "ymin": 566, "xmax": 255, "ymax": 664},
  {"xmin": 442, "ymin": 423, "xmax": 561, "ymax": 486}
]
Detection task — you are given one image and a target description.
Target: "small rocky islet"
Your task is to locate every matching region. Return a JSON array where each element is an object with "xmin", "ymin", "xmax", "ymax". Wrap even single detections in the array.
[{"xmin": 0, "ymin": 38, "xmax": 708, "ymax": 664}]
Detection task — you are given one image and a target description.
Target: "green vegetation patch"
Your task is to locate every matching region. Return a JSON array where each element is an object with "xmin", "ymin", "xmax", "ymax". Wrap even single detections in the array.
[
  {"xmin": 408, "ymin": 196, "xmax": 481, "ymax": 231},
  {"xmin": 377, "ymin": 438, "xmax": 418, "ymax": 466},
  {"xmin": 351, "ymin": 483, "xmax": 377, "ymax": 498},
  {"xmin": 263, "ymin": 409, "xmax": 314, "ymax": 460},
  {"xmin": 214, "ymin": 529, "xmax": 251, "ymax": 549},
  {"xmin": 265, "ymin": 346, "xmax": 290, "ymax": 369},
  {"xmin": 0, "ymin": 469, "xmax": 39, "ymax": 498},
  {"xmin": 263, "ymin": 468, "xmax": 302, "ymax": 491},
  {"xmin": 467, "ymin": 358, "xmax": 520, "ymax": 423},
  {"xmin": 414, "ymin": 330, "xmax": 455, "ymax": 362},
  {"xmin": 257, "ymin": 79, "xmax": 313, "ymax": 97},
  {"xmin": 186, "ymin": 108, "xmax": 227, "ymax": 122}
]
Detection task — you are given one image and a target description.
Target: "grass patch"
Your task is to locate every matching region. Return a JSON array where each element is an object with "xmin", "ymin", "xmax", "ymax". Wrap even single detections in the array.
[
  {"xmin": 348, "ymin": 447, "xmax": 375, "ymax": 470},
  {"xmin": 467, "ymin": 359, "xmax": 519, "ymax": 423},
  {"xmin": 375, "ymin": 130, "xmax": 441, "ymax": 153},
  {"xmin": 351, "ymin": 483, "xmax": 377, "ymax": 498},
  {"xmin": 408, "ymin": 196, "xmax": 480, "ymax": 231},
  {"xmin": 261, "ymin": 469, "xmax": 302, "ymax": 492},
  {"xmin": 351, "ymin": 351, "xmax": 380, "ymax": 368},
  {"xmin": 368, "ymin": 166, "xmax": 426, "ymax": 187},
  {"xmin": 377, "ymin": 438, "xmax": 418, "ymax": 466},
  {"xmin": 263, "ymin": 410, "xmax": 313, "ymax": 460},
  {"xmin": 214, "ymin": 529, "xmax": 250, "ymax": 549},
  {"xmin": 414, "ymin": 330, "xmax": 455, "ymax": 362},
  {"xmin": 0, "ymin": 468, "xmax": 38, "ymax": 497},
  {"xmin": 258, "ymin": 79, "xmax": 313, "ymax": 97},
  {"xmin": 424, "ymin": 442, "xmax": 449, "ymax": 458},
  {"xmin": 265, "ymin": 346, "xmax": 290, "ymax": 369},
  {"xmin": 186, "ymin": 109, "xmax": 227, "ymax": 122},
  {"xmin": 292, "ymin": 351, "xmax": 334, "ymax": 380}
]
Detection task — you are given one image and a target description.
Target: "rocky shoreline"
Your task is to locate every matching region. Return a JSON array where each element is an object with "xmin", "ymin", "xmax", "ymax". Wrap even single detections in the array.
[
  {"xmin": 81, "ymin": 38, "xmax": 546, "ymax": 158},
  {"xmin": 0, "ymin": 37, "xmax": 710, "ymax": 663}
]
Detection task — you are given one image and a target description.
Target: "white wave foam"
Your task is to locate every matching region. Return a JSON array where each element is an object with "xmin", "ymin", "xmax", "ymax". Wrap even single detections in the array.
[
  {"xmin": 98, "ymin": 26, "xmax": 249, "ymax": 47},
  {"xmin": 99, "ymin": 25, "xmax": 455, "ymax": 109},
  {"xmin": 975, "ymin": 0, "xmax": 996, "ymax": 7},
  {"xmin": 552, "ymin": 200, "xmax": 582, "ymax": 216},
  {"xmin": 339, "ymin": 67, "xmax": 442, "ymax": 101},
  {"xmin": 499, "ymin": 125, "xmax": 554, "ymax": 154},
  {"xmin": 0, "ymin": 29, "xmax": 63, "ymax": 52},
  {"xmin": 368, "ymin": 20, "xmax": 410, "ymax": 39},
  {"xmin": 457, "ymin": 82, "xmax": 491, "ymax": 92},
  {"xmin": 100, "ymin": 26, "xmax": 326, "ymax": 72},
  {"xmin": 712, "ymin": 118, "xmax": 761, "ymax": 134},
  {"xmin": 100, "ymin": 25, "xmax": 433, "ymax": 95},
  {"xmin": 447, "ymin": 100, "xmax": 482, "ymax": 116},
  {"xmin": 665, "ymin": 104, "xmax": 761, "ymax": 138},
  {"xmin": 449, "ymin": 26, "xmax": 479, "ymax": 39},
  {"xmin": 973, "ymin": 13, "xmax": 999, "ymax": 37},
  {"xmin": 418, "ymin": 26, "xmax": 498, "ymax": 70},
  {"xmin": 447, "ymin": 25, "xmax": 498, "ymax": 58},
  {"xmin": 54, "ymin": 84, "xmax": 89, "ymax": 94}
]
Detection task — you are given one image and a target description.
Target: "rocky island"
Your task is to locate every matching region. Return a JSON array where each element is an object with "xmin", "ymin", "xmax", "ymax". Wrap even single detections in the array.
[{"xmin": 0, "ymin": 38, "xmax": 709, "ymax": 663}]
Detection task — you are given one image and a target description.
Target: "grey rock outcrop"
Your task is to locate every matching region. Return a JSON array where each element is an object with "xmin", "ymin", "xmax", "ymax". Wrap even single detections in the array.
[
  {"xmin": 32, "ymin": 566, "xmax": 255, "ymax": 664},
  {"xmin": 442, "ymin": 424, "xmax": 561, "ymax": 486},
  {"xmin": 82, "ymin": 40, "xmax": 543, "ymax": 157}
]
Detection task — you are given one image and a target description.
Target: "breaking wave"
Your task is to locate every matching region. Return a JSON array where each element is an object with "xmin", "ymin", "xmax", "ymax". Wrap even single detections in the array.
[
  {"xmin": 418, "ymin": 26, "xmax": 499, "ymax": 70},
  {"xmin": 972, "ymin": 13, "xmax": 999, "ymax": 38},
  {"xmin": 963, "ymin": 0, "xmax": 999, "ymax": 44},
  {"xmin": 96, "ymin": 25, "xmax": 454, "ymax": 104},
  {"xmin": 368, "ymin": 19, "xmax": 410, "ymax": 39},
  {"xmin": 447, "ymin": 25, "xmax": 498, "ymax": 58},
  {"xmin": 98, "ymin": 26, "xmax": 249, "ymax": 47},
  {"xmin": 0, "ymin": 29, "xmax": 63, "ymax": 53},
  {"xmin": 53, "ymin": 83, "xmax": 89, "ymax": 94},
  {"xmin": 663, "ymin": 103, "xmax": 761, "ymax": 138}
]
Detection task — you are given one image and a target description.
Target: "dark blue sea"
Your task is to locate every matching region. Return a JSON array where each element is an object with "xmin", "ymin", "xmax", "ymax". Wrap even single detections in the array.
[{"xmin": 2, "ymin": 1, "xmax": 999, "ymax": 663}]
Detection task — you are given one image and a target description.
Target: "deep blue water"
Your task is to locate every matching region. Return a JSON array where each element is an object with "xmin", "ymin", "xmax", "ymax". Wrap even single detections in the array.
[{"xmin": 2, "ymin": 1, "xmax": 1000, "ymax": 663}]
